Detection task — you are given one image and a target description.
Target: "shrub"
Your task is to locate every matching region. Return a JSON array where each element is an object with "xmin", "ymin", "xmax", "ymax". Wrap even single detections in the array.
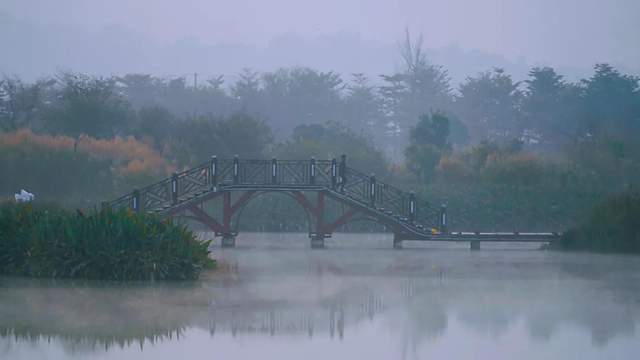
[
  {"xmin": 0, "ymin": 203, "xmax": 214, "ymax": 280},
  {"xmin": 426, "ymin": 147, "xmax": 597, "ymax": 232},
  {"xmin": 559, "ymin": 191, "xmax": 640, "ymax": 253},
  {"xmin": 482, "ymin": 153, "xmax": 546, "ymax": 186},
  {"xmin": 437, "ymin": 155, "xmax": 472, "ymax": 182},
  {"xmin": 0, "ymin": 129, "xmax": 172, "ymax": 205}
]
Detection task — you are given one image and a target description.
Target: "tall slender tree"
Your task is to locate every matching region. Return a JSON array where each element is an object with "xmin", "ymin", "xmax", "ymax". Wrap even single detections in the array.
[
  {"xmin": 456, "ymin": 68, "xmax": 522, "ymax": 142},
  {"xmin": 522, "ymin": 67, "xmax": 582, "ymax": 145},
  {"xmin": 404, "ymin": 112, "xmax": 451, "ymax": 181},
  {"xmin": 581, "ymin": 63, "xmax": 640, "ymax": 138}
]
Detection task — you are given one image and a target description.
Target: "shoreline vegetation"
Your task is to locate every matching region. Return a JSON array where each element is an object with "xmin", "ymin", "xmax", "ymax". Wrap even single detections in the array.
[
  {"xmin": 0, "ymin": 203, "xmax": 214, "ymax": 281},
  {"xmin": 558, "ymin": 191, "xmax": 640, "ymax": 253},
  {"xmin": 0, "ymin": 190, "xmax": 638, "ymax": 283}
]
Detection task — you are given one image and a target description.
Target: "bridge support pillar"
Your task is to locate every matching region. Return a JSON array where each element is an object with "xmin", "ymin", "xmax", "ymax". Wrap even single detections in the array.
[
  {"xmin": 310, "ymin": 235, "xmax": 325, "ymax": 249},
  {"xmin": 221, "ymin": 235, "xmax": 236, "ymax": 248},
  {"xmin": 470, "ymin": 240, "xmax": 481, "ymax": 250},
  {"xmin": 393, "ymin": 233, "xmax": 403, "ymax": 249}
]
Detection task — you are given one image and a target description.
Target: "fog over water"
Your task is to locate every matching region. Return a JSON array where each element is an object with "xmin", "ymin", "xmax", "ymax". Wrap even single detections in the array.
[
  {"xmin": 2, "ymin": 1, "xmax": 640, "ymax": 359},
  {"xmin": 2, "ymin": 0, "xmax": 639, "ymax": 82},
  {"xmin": 2, "ymin": 234, "xmax": 640, "ymax": 360}
]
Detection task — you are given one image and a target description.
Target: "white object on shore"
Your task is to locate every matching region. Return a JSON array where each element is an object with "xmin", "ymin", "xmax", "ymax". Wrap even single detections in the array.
[{"xmin": 14, "ymin": 189, "xmax": 35, "ymax": 203}]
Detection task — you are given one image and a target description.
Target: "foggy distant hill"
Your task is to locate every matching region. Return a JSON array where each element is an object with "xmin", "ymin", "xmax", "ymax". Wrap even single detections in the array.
[{"xmin": 0, "ymin": 10, "xmax": 608, "ymax": 85}]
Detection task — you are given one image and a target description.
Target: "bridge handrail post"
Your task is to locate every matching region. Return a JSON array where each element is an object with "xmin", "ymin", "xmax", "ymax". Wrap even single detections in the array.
[
  {"xmin": 310, "ymin": 157, "xmax": 316, "ymax": 185},
  {"xmin": 331, "ymin": 158, "xmax": 337, "ymax": 190},
  {"xmin": 409, "ymin": 192, "xmax": 416, "ymax": 224},
  {"xmin": 171, "ymin": 172, "xmax": 179, "ymax": 205},
  {"xmin": 233, "ymin": 155, "xmax": 239, "ymax": 184},
  {"xmin": 339, "ymin": 154, "xmax": 347, "ymax": 193},
  {"xmin": 271, "ymin": 158, "xmax": 278, "ymax": 184},
  {"xmin": 132, "ymin": 189, "xmax": 141, "ymax": 213},
  {"xmin": 210, "ymin": 156, "xmax": 218, "ymax": 189},
  {"xmin": 439, "ymin": 203, "xmax": 448, "ymax": 234},
  {"xmin": 370, "ymin": 174, "xmax": 376, "ymax": 207}
]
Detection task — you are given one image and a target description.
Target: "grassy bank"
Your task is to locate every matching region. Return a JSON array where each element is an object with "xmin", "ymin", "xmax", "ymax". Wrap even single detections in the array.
[
  {"xmin": 0, "ymin": 203, "xmax": 214, "ymax": 280},
  {"xmin": 558, "ymin": 191, "xmax": 640, "ymax": 253}
]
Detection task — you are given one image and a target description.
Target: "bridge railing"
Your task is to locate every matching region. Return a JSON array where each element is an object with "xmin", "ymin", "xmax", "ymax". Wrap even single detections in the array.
[
  {"xmin": 107, "ymin": 160, "xmax": 210, "ymax": 212},
  {"xmin": 107, "ymin": 157, "xmax": 442, "ymax": 231},
  {"xmin": 343, "ymin": 166, "xmax": 440, "ymax": 228},
  {"xmin": 209, "ymin": 159, "xmax": 337, "ymax": 187}
]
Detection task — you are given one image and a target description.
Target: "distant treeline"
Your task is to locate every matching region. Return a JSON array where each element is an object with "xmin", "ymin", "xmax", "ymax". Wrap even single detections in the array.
[
  {"xmin": 2, "ymin": 38, "xmax": 639, "ymax": 159},
  {"xmin": 2, "ymin": 39, "xmax": 640, "ymax": 233}
]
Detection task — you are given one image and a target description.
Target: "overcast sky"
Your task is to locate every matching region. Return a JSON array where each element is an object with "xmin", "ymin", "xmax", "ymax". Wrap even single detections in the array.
[{"xmin": 2, "ymin": 0, "xmax": 639, "ymax": 81}]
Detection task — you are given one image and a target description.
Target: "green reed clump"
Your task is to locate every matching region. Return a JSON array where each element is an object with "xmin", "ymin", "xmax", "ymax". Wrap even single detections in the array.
[
  {"xmin": 0, "ymin": 203, "xmax": 214, "ymax": 280},
  {"xmin": 559, "ymin": 191, "xmax": 640, "ymax": 253}
]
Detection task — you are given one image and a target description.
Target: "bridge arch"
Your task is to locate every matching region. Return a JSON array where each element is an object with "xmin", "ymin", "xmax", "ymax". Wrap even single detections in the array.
[{"xmin": 232, "ymin": 190, "xmax": 314, "ymax": 236}]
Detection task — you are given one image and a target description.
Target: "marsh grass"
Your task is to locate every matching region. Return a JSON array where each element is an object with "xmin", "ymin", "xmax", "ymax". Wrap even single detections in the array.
[{"xmin": 0, "ymin": 203, "xmax": 214, "ymax": 280}]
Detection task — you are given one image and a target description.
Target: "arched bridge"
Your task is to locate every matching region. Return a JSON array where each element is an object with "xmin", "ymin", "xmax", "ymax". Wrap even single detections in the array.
[{"xmin": 107, "ymin": 156, "xmax": 560, "ymax": 249}]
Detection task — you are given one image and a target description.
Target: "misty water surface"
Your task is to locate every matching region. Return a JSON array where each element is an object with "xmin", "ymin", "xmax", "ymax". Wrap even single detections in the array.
[{"xmin": 2, "ymin": 233, "xmax": 640, "ymax": 359}]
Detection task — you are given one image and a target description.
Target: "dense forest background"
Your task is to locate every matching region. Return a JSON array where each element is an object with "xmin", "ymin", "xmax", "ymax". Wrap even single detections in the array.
[{"xmin": 2, "ymin": 37, "xmax": 639, "ymax": 232}]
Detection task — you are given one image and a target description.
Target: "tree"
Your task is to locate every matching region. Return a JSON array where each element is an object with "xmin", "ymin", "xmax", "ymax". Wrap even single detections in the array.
[
  {"xmin": 447, "ymin": 114, "xmax": 471, "ymax": 147},
  {"xmin": 404, "ymin": 112, "xmax": 451, "ymax": 180},
  {"xmin": 381, "ymin": 31, "xmax": 453, "ymax": 126},
  {"xmin": 45, "ymin": 73, "xmax": 133, "ymax": 138},
  {"xmin": 277, "ymin": 122, "xmax": 389, "ymax": 177},
  {"xmin": 260, "ymin": 67, "xmax": 345, "ymax": 135},
  {"xmin": 231, "ymin": 68, "xmax": 261, "ymax": 111},
  {"xmin": 409, "ymin": 112, "xmax": 450, "ymax": 150},
  {"xmin": 0, "ymin": 76, "xmax": 55, "ymax": 132},
  {"xmin": 456, "ymin": 68, "xmax": 522, "ymax": 143},
  {"xmin": 116, "ymin": 74, "xmax": 163, "ymax": 108},
  {"xmin": 343, "ymin": 73, "xmax": 384, "ymax": 135},
  {"xmin": 132, "ymin": 106, "xmax": 177, "ymax": 153},
  {"xmin": 117, "ymin": 73, "xmax": 235, "ymax": 118},
  {"xmin": 170, "ymin": 113, "xmax": 273, "ymax": 166},
  {"xmin": 380, "ymin": 31, "xmax": 454, "ymax": 156},
  {"xmin": 522, "ymin": 67, "xmax": 582, "ymax": 145},
  {"xmin": 214, "ymin": 113, "xmax": 274, "ymax": 158},
  {"xmin": 581, "ymin": 63, "xmax": 640, "ymax": 138}
]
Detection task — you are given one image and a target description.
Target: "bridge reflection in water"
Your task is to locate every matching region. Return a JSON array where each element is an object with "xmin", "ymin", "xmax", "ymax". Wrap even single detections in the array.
[
  {"xmin": 2, "ymin": 244, "xmax": 639, "ymax": 357},
  {"xmin": 108, "ymin": 156, "xmax": 560, "ymax": 249},
  {"xmin": 207, "ymin": 293, "xmax": 377, "ymax": 339}
]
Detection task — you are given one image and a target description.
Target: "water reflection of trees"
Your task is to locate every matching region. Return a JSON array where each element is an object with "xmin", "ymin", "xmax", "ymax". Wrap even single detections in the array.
[
  {"xmin": 395, "ymin": 278, "xmax": 448, "ymax": 360},
  {"xmin": 441, "ymin": 274, "xmax": 637, "ymax": 347},
  {"xmin": 0, "ymin": 278, "xmax": 208, "ymax": 353},
  {"xmin": 205, "ymin": 292, "xmax": 379, "ymax": 339},
  {"xmin": 1, "ymin": 254, "xmax": 639, "ymax": 353}
]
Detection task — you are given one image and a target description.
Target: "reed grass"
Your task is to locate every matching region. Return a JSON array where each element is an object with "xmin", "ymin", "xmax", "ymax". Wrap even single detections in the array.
[
  {"xmin": 0, "ymin": 129, "xmax": 174, "ymax": 206},
  {"xmin": 0, "ymin": 129, "xmax": 172, "ymax": 177},
  {"xmin": 0, "ymin": 203, "xmax": 214, "ymax": 280}
]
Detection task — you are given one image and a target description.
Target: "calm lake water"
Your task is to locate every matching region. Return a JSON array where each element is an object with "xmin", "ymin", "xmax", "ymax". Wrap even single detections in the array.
[{"xmin": 2, "ymin": 233, "xmax": 640, "ymax": 360}]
